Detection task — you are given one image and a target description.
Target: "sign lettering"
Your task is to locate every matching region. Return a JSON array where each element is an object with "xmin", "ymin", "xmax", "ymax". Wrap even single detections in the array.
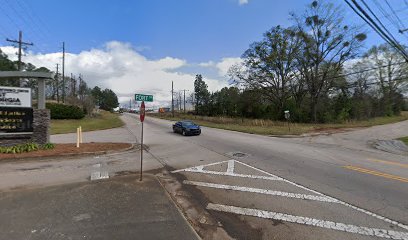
[
  {"xmin": 135, "ymin": 94, "xmax": 153, "ymax": 102},
  {"xmin": 0, "ymin": 86, "xmax": 32, "ymax": 108},
  {"xmin": 0, "ymin": 107, "xmax": 33, "ymax": 133}
]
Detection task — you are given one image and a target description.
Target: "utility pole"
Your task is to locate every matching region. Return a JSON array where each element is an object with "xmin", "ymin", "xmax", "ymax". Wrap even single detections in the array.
[
  {"xmin": 6, "ymin": 31, "xmax": 33, "ymax": 86},
  {"xmin": 55, "ymin": 64, "xmax": 60, "ymax": 102},
  {"xmin": 71, "ymin": 73, "xmax": 76, "ymax": 97},
  {"xmin": 171, "ymin": 81, "xmax": 174, "ymax": 117},
  {"xmin": 62, "ymin": 42, "xmax": 65, "ymax": 103},
  {"xmin": 179, "ymin": 92, "xmax": 182, "ymax": 112},
  {"xmin": 129, "ymin": 99, "xmax": 132, "ymax": 109},
  {"xmin": 78, "ymin": 74, "xmax": 83, "ymax": 100},
  {"xmin": 180, "ymin": 90, "xmax": 189, "ymax": 113}
]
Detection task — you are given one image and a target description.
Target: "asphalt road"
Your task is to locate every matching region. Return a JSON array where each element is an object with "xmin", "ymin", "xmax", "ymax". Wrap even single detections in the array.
[
  {"xmin": 2, "ymin": 113, "xmax": 408, "ymax": 239},
  {"xmin": 131, "ymin": 114, "xmax": 408, "ymax": 239}
]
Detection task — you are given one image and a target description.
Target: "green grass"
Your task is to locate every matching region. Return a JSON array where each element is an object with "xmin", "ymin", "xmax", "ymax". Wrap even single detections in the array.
[
  {"xmin": 51, "ymin": 110, "xmax": 124, "ymax": 134},
  {"xmin": 399, "ymin": 136, "xmax": 408, "ymax": 146},
  {"xmin": 150, "ymin": 111, "xmax": 408, "ymax": 136}
]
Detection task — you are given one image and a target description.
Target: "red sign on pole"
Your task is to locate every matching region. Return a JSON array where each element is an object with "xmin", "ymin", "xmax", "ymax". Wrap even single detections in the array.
[{"xmin": 140, "ymin": 101, "xmax": 145, "ymax": 122}]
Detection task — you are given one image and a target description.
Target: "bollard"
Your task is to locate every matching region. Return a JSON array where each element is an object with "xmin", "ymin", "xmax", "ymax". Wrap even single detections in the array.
[
  {"xmin": 76, "ymin": 127, "xmax": 80, "ymax": 148},
  {"xmin": 79, "ymin": 126, "xmax": 83, "ymax": 143}
]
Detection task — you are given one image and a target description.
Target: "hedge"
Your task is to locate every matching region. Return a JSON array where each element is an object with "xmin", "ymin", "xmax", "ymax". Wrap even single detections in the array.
[{"xmin": 46, "ymin": 103, "xmax": 85, "ymax": 119}]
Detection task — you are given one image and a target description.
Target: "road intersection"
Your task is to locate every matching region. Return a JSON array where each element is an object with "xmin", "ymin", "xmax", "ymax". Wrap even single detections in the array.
[{"xmin": 1, "ymin": 113, "xmax": 407, "ymax": 239}]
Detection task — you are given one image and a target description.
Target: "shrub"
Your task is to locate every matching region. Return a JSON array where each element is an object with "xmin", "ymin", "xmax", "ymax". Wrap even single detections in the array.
[
  {"xmin": 0, "ymin": 142, "xmax": 55, "ymax": 154},
  {"xmin": 46, "ymin": 103, "xmax": 85, "ymax": 119}
]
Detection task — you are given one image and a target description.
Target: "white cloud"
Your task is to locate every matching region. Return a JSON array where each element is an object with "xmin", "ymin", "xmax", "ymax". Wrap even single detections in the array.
[
  {"xmin": 1, "ymin": 42, "xmax": 228, "ymax": 107},
  {"xmin": 216, "ymin": 57, "xmax": 243, "ymax": 76},
  {"xmin": 238, "ymin": 0, "xmax": 249, "ymax": 5},
  {"xmin": 198, "ymin": 61, "xmax": 215, "ymax": 67},
  {"xmin": 198, "ymin": 57, "xmax": 243, "ymax": 77}
]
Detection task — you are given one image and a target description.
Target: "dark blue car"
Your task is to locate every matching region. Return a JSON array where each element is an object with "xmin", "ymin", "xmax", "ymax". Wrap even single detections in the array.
[{"xmin": 172, "ymin": 120, "xmax": 201, "ymax": 136}]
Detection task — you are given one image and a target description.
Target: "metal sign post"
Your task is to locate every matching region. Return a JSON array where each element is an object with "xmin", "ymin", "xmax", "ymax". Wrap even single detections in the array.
[
  {"xmin": 284, "ymin": 110, "xmax": 291, "ymax": 132},
  {"xmin": 139, "ymin": 101, "xmax": 145, "ymax": 181}
]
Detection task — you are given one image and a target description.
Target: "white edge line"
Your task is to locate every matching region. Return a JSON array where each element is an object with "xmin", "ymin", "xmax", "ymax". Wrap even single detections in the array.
[
  {"xmin": 184, "ymin": 180, "xmax": 338, "ymax": 203},
  {"xmin": 234, "ymin": 160, "xmax": 325, "ymax": 196},
  {"xmin": 178, "ymin": 169, "xmax": 282, "ymax": 181},
  {"xmin": 207, "ymin": 204, "xmax": 408, "ymax": 240}
]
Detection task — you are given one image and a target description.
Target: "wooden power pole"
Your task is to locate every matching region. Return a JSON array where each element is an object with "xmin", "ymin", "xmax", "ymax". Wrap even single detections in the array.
[
  {"xmin": 62, "ymin": 42, "xmax": 65, "ymax": 103},
  {"xmin": 6, "ymin": 31, "xmax": 33, "ymax": 86},
  {"xmin": 171, "ymin": 81, "xmax": 174, "ymax": 117},
  {"xmin": 56, "ymin": 63, "xmax": 60, "ymax": 102}
]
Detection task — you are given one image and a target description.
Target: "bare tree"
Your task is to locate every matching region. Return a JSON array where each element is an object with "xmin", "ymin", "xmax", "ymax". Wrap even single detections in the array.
[
  {"xmin": 292, "ymin": 0, "xmax": 366, "ymax": 122},
  {"xmin": 231, "ymin": 26, "xmax": 302, "ymax": 118}
]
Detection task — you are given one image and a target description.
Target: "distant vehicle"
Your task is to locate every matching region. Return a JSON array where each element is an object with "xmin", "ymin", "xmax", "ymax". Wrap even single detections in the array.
[
  {"xmin": 172, "ymin": 120, "xmax": 201, "ymax": 136},
  {"xmin": 159, "ymin": 107, "xmax": 171, "ymax": 113}
]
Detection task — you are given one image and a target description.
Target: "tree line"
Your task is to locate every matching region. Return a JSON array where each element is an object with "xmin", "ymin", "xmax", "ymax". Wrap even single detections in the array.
[
  {"xmin": 194, "ymin": 1, "xmax": 407, "ymax": 123},
  {"xmin": 0, "ymin": 49, "xmax": 119, "ymax": 112}
]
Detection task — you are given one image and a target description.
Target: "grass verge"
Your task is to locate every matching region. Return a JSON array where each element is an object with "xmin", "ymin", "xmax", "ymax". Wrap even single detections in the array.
[
  {"xmin": 150, "ymin": 111, "xmax": 408, "ymax": 136},
  {"xmin": 51, "ymin": 110, "xmax": 124, "ymax": 134},
  {"xmin": 399, "ymin": 136, "xmax": 408, "ymax": 146}
]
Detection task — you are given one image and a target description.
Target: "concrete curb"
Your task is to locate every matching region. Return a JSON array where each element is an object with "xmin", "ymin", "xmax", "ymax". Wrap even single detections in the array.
[
  {"xmin": 155, "ymin": 174, "xmax": 202, "ymax": 240},
  {"xmin": 157, "ymin": 169, "xmax": 234, "ymax": 240},
  {"xmin": 373, "ymin": 140, "xmax": 408, "ymax": 156}
]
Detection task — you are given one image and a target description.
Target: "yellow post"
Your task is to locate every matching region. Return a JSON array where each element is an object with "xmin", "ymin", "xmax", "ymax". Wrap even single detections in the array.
[
  {"xmin": 79, "ymin": 126, "xmax": 83, "ymax": 143},
  {"xmin": 76, "ymin": 127, "xmax": 80, "ymax": 148}
]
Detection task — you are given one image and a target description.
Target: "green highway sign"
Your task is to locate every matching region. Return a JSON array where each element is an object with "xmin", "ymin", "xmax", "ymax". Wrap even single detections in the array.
[{"xmin": 135, "ymin": 94, "xmax": 153, "ymax": 102}]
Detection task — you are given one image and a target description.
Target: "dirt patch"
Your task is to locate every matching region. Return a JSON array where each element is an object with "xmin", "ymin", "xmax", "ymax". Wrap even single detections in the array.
[{"xmin": 0, "ymin": 143, "xmax": 133, "ymax": 161}]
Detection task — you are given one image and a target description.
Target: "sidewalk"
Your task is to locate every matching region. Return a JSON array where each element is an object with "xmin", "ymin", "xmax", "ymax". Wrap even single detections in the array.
[{"xmin": 0, "ymin": 174, "xmax": 199, "ymax": 240}]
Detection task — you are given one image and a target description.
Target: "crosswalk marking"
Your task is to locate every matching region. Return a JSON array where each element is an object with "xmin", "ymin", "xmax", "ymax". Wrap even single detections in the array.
[
  {"xmin": 173, "ymin": 159, "xmax": 408, "ymax": 235},
  {"xmin": 184, "ymin": 180, "xmax": 338, "ymax": 203},
  {"xmin": 207, "ymin": 204, "xmax": 408, "ymax": 240}
]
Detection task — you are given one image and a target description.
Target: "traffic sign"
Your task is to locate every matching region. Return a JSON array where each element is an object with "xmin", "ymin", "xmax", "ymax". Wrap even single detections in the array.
[
  {"xmin": 140, "ymin": 101, "xmax": 145, "ymax": 122},
  {"xmin": 135, "ymin": 94, "xmax": 153, "ymax": 102}
]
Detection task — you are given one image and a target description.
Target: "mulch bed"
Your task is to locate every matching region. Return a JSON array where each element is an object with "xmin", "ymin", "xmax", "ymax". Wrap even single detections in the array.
[{"xmin": 0, "ymin": 143, "xmax": 133, "ymax": 160}]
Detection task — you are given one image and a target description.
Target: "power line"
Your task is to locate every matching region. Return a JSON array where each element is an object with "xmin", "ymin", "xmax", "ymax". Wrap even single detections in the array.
[
  {"xmin": 3, "ymin": 0, "xmax": 46, "ymax": 45},
  {"xmin": 361, "ymin": 0, "xmax": 402, "ymax": 46},
  {"xmin": 371, "ymin": 0, "xmax": 408, "ymax": 40},
  {"xmin": 0, "ymin": 0, "xmax": 45, "ymax": 53},
  {"xmin": 385, "ymin": 0, "xmax": 405, "ymax": 30},
  {"xmin": 14, "ymin": 0, "xmax": 51, "ymax": 39},
  {"xmin": 19, "ymin": 0, "xmax": 52, "ymax": 37},
  {"xmin": 345, "ymin": 0, "xmax": 408, "ymax": 61}
]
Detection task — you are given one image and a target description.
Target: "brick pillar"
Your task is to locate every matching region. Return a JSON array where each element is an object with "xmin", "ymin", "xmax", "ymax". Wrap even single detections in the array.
[{"xmin": 32, "ymin": 109, "xmax": 50, "ymax": 144}]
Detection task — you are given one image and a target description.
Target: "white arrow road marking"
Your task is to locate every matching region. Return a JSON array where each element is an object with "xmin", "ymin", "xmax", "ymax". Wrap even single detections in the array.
[
  {"xmin": 184, "ymin": 180, "xmax": 338, "ymax": 203},
  {"xmin": 172, "ymin": 160, "xmax": 282, "ymax": 181},
  {"xmin": 226, "ymin": 160, "xmax": 235, "ymax": 174},
  {"xmin": 207, "ymin": 203, "xmax": 408, "ymax": 240}
]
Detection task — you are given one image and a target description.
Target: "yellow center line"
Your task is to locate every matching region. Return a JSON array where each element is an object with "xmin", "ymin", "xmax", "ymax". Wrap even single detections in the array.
[
  {"xmin": 344, "ymin": 165, "xmax": 408, "ymax": 183},
  {"xmin": 366, "ymin": 158, "xmax": 408, "ymax": 168}
]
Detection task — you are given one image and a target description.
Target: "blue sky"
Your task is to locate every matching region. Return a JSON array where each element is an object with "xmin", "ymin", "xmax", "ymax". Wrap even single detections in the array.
[
  {"xmin": 0, "ymin": 0, "xmax": 406, "ymax": 106},
  {"xmin": 0, "ymin": 0, "xmax": 390, "ymax": 62}
]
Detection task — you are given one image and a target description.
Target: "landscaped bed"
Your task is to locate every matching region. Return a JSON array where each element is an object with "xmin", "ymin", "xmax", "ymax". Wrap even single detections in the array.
[{"xmin": 0, "ymin": 143, "xmax": 133, "ymax": 160}]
